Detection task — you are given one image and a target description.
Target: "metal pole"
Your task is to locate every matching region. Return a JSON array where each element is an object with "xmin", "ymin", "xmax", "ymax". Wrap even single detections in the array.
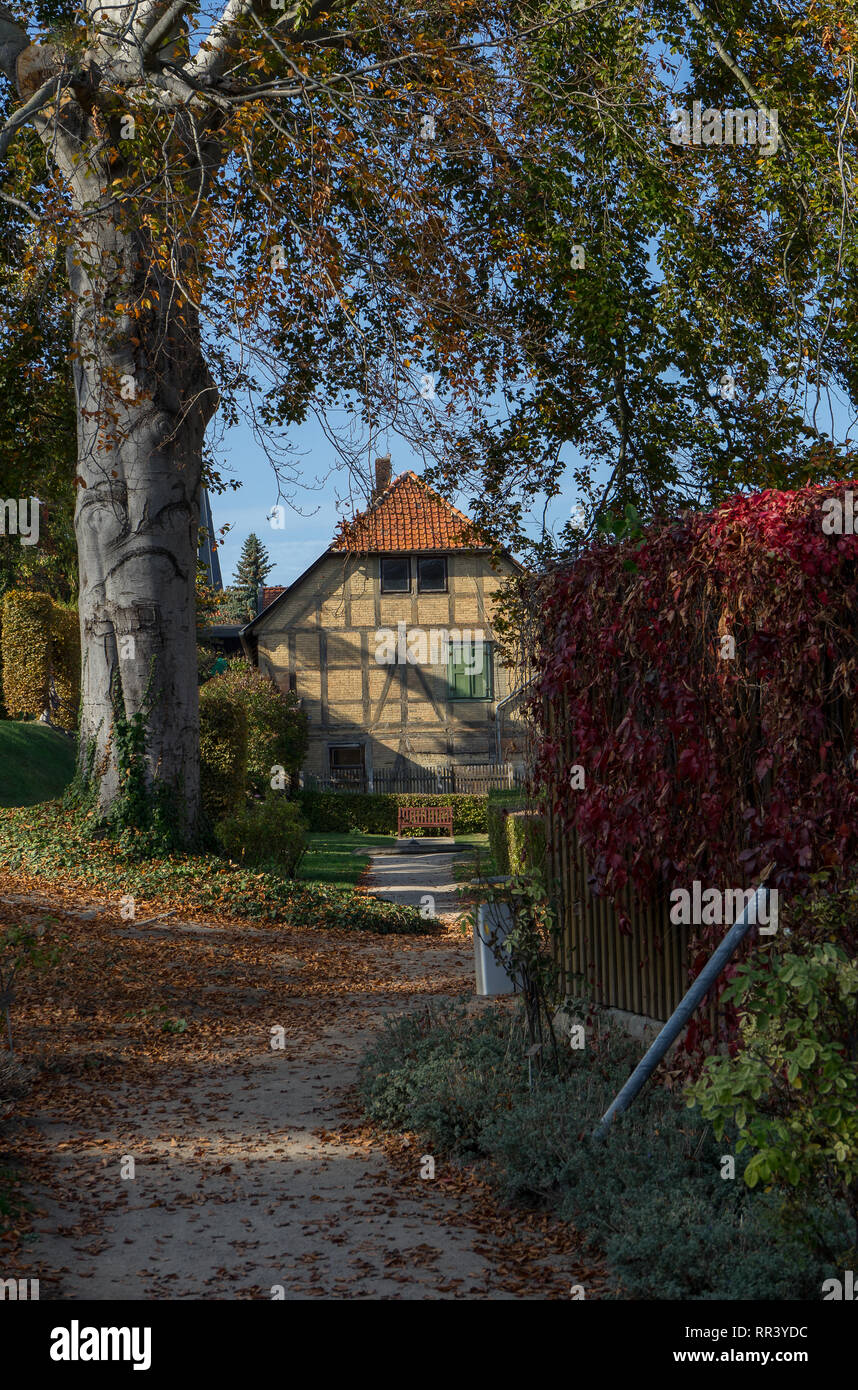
[{"xmin": 592, "ymin": 881, "xmax": 771, "ymax": 1142}]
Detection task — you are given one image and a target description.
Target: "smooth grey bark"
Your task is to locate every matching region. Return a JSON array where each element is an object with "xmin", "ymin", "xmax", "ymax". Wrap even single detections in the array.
[
  {"xmin": 0, "ymin": 9, "xmax": 222, "ymax": 837},
  {"xmin": 71, "ymin": 219, "xmax": 217, "ymax": 832},
  {"xmin": 67, "ymin": 196, "xmax": 219, "ymax": 836}
]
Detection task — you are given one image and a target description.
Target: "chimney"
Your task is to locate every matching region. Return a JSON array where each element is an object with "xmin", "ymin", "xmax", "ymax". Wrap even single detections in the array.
[{"xmin": 373, "ymin": 455, "xmax": 392, "ymax": 500}]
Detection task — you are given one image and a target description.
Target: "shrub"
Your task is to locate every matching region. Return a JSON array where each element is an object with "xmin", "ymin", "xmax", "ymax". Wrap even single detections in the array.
[
  {"xmin": 359, "ymin": 1000, "xmax": 845, "ymax": 1299},
  {"xmin": 2, "ymin": 591, "xmax": 53, "ymax": 722},
  {"xmin": 687, "ymin": 942, "xmax": 858, "ymax": 1265},
  {"xmin": 506, "ymin": 810, "xmax": 547, "ymax": 875},
  {"xmin": 204, "ymin": 661, "xmax": 307, "ymax": 794},
  {"xmin": 296, "ymin": 791, "xmax": 487, "ymax": 835},
  {"xmin": 216, "ymin": 794, "xmax": 308, "ymax": 875},
  {"xmin": 1, "ymin": 592, "xmax": 79, "ymax": 731},
  {"xmin": 486, "ymin": 791, "xmax": 523, "ymax": 873},
  {"xmin": 198, "ymin": 683, "xmax": 247, "ymax": 823}
]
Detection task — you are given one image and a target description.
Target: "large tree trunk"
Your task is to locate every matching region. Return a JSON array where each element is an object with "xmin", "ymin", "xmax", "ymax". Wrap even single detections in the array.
[{"xmin": 69, "ymin": 208, "xmax": 218, "ymax": 839}]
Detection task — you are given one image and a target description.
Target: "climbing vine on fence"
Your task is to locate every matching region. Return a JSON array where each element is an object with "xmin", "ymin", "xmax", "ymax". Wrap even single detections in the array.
[{"xmin": 532, "ymin": 483, "xmax": 858, "ymax": 915}]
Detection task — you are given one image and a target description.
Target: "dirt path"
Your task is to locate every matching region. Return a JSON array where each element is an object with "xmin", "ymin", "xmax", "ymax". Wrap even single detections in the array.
[
  {"xmin": 0, "ymin": 879, "xmax": 609, "ymax": 1300},
  {"xmin": 363, "ymin": 846, "xmax": 464, "ymax": 917}
]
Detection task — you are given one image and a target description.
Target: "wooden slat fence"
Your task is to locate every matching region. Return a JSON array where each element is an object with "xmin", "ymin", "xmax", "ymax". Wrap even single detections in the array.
[
  {"xmin": 544, "ymin": 802, "xmax": 700, "ymax": 1024},
  {"xmin": 301, "ymin": 762, "xmax": 526, "ymax": 795}
]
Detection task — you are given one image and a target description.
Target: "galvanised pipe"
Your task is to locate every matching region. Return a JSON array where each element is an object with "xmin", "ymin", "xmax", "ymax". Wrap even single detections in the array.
[{"xmin": 592, "ymin": 882, "xmax": 771, "ymax": 1143}]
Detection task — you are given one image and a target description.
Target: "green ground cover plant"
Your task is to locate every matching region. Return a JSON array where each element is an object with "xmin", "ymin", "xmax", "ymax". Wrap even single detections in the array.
[
  {"xmin": 0, "ymin": 803, "xmax": 439, "ymax": 934},
  {"xmin": 359, "ymin": 999, "xmax": 847, "ymax": 1299}
]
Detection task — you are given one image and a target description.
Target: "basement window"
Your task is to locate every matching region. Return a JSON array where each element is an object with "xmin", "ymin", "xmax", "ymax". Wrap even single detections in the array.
[{"xmin": 381, "ymin": 556, "xmax": 410, "ymax": 592}]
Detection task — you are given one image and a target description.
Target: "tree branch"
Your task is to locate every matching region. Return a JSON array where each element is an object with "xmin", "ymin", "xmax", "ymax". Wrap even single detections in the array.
[
  {"xmin": 0, "ymin": 73, "xmax": 62, "ymax": 161},
  {"xmin": 0, "ymin": 4, "xmax": 31, "ymax": 84},
  {"xmin": 683, "ymin": 0, "xmax": 793, "ymax": 154},
  {"xmin": 186, "ymin": 0, "xmax": 335, "ymax": 83}
]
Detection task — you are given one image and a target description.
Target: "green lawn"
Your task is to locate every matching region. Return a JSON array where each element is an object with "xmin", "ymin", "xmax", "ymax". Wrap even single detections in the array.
[
  {"xmin": 450, "ymin": 833, "xmax": 495, "ymax": 882},
  {"xmin": 0, "ymin": 721, "xmax": 77, "ymax": 808},
  {"xmin": 299, "ymin": 831, "xmax": 395, "ymax": 886},
  {"xmin": 299, "ymin": 829, "xmax": 491, "ymax": 887}
]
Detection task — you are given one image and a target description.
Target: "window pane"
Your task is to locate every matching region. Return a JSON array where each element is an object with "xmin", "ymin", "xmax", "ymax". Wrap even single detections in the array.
[
  {"xmin": 417, "ymin": 556, "xmax": 447, "ymax": 591},
  {"xmin": 381, "ymin": 557, "xmax": 410, "ymax": 591},
  {"xmin": 449, "ymin": 642, "xmax": 493, "ymax": 699},
  {"xmin": 471, "ymin": 642, "xmax": 492, "ymax": 698},
  {"xmin": 330, "ymin": 746, "xmax": 363, "ymax": 767}
]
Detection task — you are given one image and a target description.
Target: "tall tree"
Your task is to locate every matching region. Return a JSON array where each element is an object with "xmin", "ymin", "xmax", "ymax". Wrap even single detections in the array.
[
  {"xmin": 425, "ymin": 1, "xmax": 858, "ymax": 559},
  {"xmin": 229, "ymin": 531, "xmax": 273, "ymax": 621},
  {"xmin": 0, "ymin": 0, "xmax": 555, "ymax": 838}
]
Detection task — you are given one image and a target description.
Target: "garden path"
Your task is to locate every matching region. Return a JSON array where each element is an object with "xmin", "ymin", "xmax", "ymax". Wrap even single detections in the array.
[
  {"xmin": 363, "ymin": 848, "xmax": 464, "ymax": 919},
  {"xmin": 0, "ymin": 884, "xmax": 609, "ymax": 1300}
]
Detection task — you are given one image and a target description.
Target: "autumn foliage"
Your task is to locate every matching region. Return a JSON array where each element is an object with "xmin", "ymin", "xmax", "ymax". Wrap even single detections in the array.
[{"xmin": 533, "ymin": 484, "xmax": 858, "ymax": 912}]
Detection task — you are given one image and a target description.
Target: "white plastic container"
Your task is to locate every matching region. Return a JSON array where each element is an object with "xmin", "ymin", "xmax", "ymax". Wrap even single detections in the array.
[{"xmin": 474, "ymin": 901, "xmax": 517, "ymax": 996}]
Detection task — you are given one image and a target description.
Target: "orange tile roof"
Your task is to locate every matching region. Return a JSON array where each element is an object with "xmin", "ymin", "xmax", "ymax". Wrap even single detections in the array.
[
  {"xmin": 260, "ymin": 585, "xmax": 287, "ymax": 611},
  {"xmin": 332, "ymin": 471, "xmax": 488, "ymax": 553}
]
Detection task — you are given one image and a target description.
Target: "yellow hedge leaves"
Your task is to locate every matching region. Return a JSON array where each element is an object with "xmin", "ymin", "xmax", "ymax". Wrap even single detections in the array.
[{"xmin": 1, "ymin": 590, "xmax": 80, "ymax": 731}]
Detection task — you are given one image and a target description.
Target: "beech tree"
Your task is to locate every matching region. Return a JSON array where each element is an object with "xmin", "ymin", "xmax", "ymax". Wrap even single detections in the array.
[{"xmin": 0, "ymin": 0, "xmax": 556, "ymax": 838}]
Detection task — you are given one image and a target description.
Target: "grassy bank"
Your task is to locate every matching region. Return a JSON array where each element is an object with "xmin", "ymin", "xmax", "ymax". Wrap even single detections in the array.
[{"xmin": 0, "ymin": 722, "xmax": 76, "ymax": 807}]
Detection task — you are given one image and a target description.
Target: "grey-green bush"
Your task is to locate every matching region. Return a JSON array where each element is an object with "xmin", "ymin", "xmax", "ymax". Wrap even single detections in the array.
[{"xmin": 359, "ymin": 1000, "xmax": 845, "ymax": 1300}]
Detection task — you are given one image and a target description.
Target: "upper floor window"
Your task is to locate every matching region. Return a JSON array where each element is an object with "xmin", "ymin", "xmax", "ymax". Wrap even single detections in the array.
[
  {"xmin": 381, "ymin": 556, "xmax": 410, "ymax": 592},
  {"xmin": 417, "ymin": 556, "xmax": 447, "ymax": 592}
]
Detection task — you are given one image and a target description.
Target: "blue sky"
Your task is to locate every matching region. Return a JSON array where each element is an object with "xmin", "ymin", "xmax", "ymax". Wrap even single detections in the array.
[{"xmin": 209, "ymin": 415, "xmax": 586, "ymax": 588}]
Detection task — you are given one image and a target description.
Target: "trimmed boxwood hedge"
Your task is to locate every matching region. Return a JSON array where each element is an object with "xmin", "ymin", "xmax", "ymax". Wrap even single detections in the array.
[
  {"xmin": 295, "ymin": 790, "xmax": 488, "ymax": 835},
  {"xmin": 486, "ymin": 790, "xmax": 524, "ymax": 873},
  {"xmin": 1, "ymin": 591, "xmax": 79, "ymax": 731},
  {"xmin": 506, "ymin": 810, "xmax": 547, "ymax": 874}
]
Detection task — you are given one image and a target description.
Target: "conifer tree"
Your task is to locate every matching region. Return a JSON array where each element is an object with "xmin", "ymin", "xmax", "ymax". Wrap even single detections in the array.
[{"xmin": 229, "ymin": 533, "xmax": 273, "ymax": 622}]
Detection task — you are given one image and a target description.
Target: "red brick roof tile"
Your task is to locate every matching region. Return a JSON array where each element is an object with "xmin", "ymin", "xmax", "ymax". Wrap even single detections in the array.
[
  {"xmin": 260, "ymin": 585, "xmax": 287, "ymax": 611},
  {"xmin": 332, "ymin": 471, "xmax": 487, "ymax": 553}
]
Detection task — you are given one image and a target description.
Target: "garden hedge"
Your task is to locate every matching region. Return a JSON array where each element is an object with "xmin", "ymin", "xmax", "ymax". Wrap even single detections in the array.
[
  {"xmin": 295, "ymin": 790, "xmax": 488, "ymax": 835},
  {"xmin": 200, "ymin": 661, "xmax": 307, "ymax": 794},
  {"xmin": 199, "ymin": 683, "xmax": 248, "ymax": 823},
  {"xmin": 506, "ymin": 810, "xmax": 547, "ymax": 875},
  {"xmin": 1, "ymin": 591, "xmax": 79, "ymax": 731},
  {"xmin": 486, "ymin": 790, "xmax": 524, "ymax": 872}
]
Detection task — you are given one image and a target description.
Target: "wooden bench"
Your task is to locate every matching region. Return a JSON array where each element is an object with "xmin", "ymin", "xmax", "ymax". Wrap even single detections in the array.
[{"xmin": 397, "ymin": 804, "xmax": 454, "ymax": 838}]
